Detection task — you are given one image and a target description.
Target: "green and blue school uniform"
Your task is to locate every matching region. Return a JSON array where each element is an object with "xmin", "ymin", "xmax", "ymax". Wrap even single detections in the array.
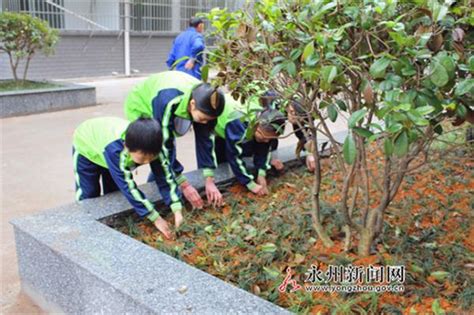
[
  {"xmin": 72, "ymin": 117, "xmax": 162, "ymax": 222},
  {"xmin": 124, "ymin": 71, "xmax": 218, "ymax": 213},
  {"xmin": 214, "ymin": 95, "xmax": 273, "ymax": 191}
]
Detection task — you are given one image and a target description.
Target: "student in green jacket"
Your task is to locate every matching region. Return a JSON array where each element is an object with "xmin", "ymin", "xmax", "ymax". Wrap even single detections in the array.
[
  {"xmin": 214, "ymin": 95, "xmax": 287, "ymax": 195},
  {"xmin": 124, "ymin": 71, "xmax": 226, "ymax": 212},
  {"xmin": 73, "ymin": 117, "xmax": 176, "ymax": 239}
]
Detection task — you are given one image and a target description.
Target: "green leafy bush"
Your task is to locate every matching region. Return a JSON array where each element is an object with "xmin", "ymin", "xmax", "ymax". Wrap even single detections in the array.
[
  {"xmin": 204, "ymin": 0, "xmax": 473, "ymax": 256},
  {"xmin": 0, "ymin": 12, "xmax": 59, "ymax": 81}
]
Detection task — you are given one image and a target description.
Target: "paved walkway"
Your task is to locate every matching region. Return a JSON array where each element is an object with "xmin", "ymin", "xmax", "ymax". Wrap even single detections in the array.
[{"xmin": 0, "ymin": 75, "xmax": 346, "ymax": 314}]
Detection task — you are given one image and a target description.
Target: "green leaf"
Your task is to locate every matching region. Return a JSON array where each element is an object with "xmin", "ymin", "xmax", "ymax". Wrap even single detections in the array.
[
  {"xmin": 319, "ymin": 100, "xmax": 330, "ymax": 109},
  {"xmin": 302, "ymin": 41, "xmax": 314, "ymax": 62},
  {"xmin": 394, "ymin": 103, "xmax": 411, "ymax": 111},
  {"xmin": 415, "ymin": 105, "xmax": 435, "ymax": 116},
  {"xmin": 389, "ymin": 31, "xmax": 409, "ymax": 47},
  {"xmin": 430, "ymin": 271, "xmax": 450, "ymax": 282},
  {"xmin": 171, "ymin": 56, "xmax": 190, "ymax": 70},
  {"xmin": 204, "ymin": 225, "xmax": 214, "ymax": 234},
  {"xmin": 328, "ymin": 104, "xmax": 338, "ymax": 122},
  {"xmin": 286, "ymin": 62, "xmax": 297, "ymax": 77},
  {"xmin": 384, "ymin": 138, "xmax": 394, "ymax": 156},
  {"xmin": 370, "ymin": 57, "xmax": 391, "ymax": 79},
  {"xmin": 387, "ymin": 123, "xmax": 403, "ymax": 134},
  {"xmin": 432, "ymin": 299, "xmax": 446, "ymax": 315},
  {"xmin": 431, "ymin": 2, "xmax": 449, "ymax": 22},
  {"xmin": 369, "ymin": 123, "xmax": 383, "ymax": 131},
  {"xmin": 243, "ymin": 224, "xmax": 257, "ymax": 240},
  {"xmin": 429, "ymin": 61, "xmax": 449, "ymax": 87},
  {"xmin": 290, "ymin": 48, "xmax": 302, "ymax": 61},
  {"xmin": 456, "ymin": 104, "xmax": 467, "ymax": 118},
  {"xmin": 336, "ymin": 100, "xmax": 347, "ymax": 111},
  {"xmin": 353, "ymin": 127, "xmax": 373, "ymax": 138},
  {"xmin": 438, "ymin": 54, "xmax": 455, "ymax": 80},
  {"xmin": 380, "ymin": 74, "xmax": 403, "ymax": 91},
  {"xmin": 455, "ymin": 78, "xmax": 474, "ymax": 96},
  {"xmin": 261, "ymin": 243, "xmax": 277, "ymax": 253},
  {"xmin": 271, "ymin": 63, "xmax": 285, "ymax": 76},
  {"xmin": 410, "ymin": 264, "xmax": 424, "ymax": 274},
  {"xmin": 263, "ymin": 266, "xmax": 280, "ymax": 279},
  {"xmin": 201, "ymin": 64, "xmax": 209, "ymax": 83},
  {"xmin": 343, "ymin": 135, "xmax": 356, "ymax": 165},
  {"xmin": 368, "ymin": 133, "xmax": 381, "ymax": 143},
  {"xmin": 272, "ymin": 56, "xmax": 286, "ymax": 63},
  {"xmin": 305, "ymin": 53, "xmax": 319, "ymax": 66},
  {"xmin": 348, "ymin": 108, "xmax": 367, "ymax": 128},
  {"xmin": 320, "ymin": 65, "xmax": 338, "ymax": 90},
  {"xmin": 394, "ymin": 131, "xmax": 408, "ymax": 157},
  {"xmin": 407, "ymin": 111, "xmax": 430, "ymax": 126},
  {"xmin": 401, "ymin": 65, "xmax": 417, "ymax": 76},
  {"xmin": 324, "ymin": 65, "xmax": 338, "ymax": 84}
]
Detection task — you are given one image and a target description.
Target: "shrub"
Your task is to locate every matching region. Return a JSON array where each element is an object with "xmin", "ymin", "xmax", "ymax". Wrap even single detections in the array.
[{"xmin": 0, "ymin": 12, "xmax": 59, "ymax": 81}]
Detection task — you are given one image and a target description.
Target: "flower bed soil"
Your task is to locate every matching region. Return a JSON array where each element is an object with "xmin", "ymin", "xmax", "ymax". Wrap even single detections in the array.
[{"xmin": 112, "ymin": 147, "xmax": 473, "ymax": 314}]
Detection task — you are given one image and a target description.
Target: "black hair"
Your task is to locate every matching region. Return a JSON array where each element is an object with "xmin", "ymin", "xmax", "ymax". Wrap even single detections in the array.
[
  {"xmin": 260, "ymin": 90, "xmax": 278, "ymax": 108},
  {"xmin": 289, "ymin": 100, "xmax": 305, "ymax": 115},
  {"xmin": 125, "ymin": 118, "xmax": 162, "ymax": 156},
  {"xmin": 191, "ymin": 83, "xmax": 225, "ymax": 117},
  {"xmin": 260, "ymin": 91, "xmax": 304, "ymax": 116},
  {"xmin": 189, "ymin": 17, "xmax": 204, "ymax": 28},
  {"xmin": 257, "ymin": 108, "xmax": 287, "ymax": 135}
]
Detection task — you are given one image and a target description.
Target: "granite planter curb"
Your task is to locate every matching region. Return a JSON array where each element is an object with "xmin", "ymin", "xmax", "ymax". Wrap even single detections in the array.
[
  {"xmin": 0, "ymin": 82, "xmax": 96, "ymax": 118},
  {"xmin": 11, "ymin": 131, "xmax": 347, "ymax": 314}
]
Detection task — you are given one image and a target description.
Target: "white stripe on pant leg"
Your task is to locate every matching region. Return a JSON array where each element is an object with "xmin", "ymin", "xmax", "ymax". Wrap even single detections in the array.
[{"xmin": 73, "ymin": 149, "xmax": 83, "ymax": 201}]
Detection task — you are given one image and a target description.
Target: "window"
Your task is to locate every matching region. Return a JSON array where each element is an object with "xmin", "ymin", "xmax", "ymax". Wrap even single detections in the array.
[
  {"xmin": 15, "ymin": 0, "xmax": 65, "ymax": 29},
  {"xmin": 121, "ymin": 0, "xmax": 173, "ymax": 32}
]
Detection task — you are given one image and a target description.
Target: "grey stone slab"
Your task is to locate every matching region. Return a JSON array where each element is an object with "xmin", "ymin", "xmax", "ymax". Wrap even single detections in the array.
[
  {"xmin": 0, "ymin": 82, "xmax": 96, "ymax": 118},
  {"xmin": 11, "ymin": 132, "xmax": 348, "ymax": 314}
]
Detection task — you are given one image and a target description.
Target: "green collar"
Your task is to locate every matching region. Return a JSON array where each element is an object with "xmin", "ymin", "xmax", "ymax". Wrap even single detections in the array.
[{"xmin": 174, "ymin": 83, "xmax": 200, "ymax": 120}]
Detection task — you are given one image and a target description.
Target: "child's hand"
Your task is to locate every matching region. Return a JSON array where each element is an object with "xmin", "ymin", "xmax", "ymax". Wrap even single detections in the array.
[
  {"xmin": 154, "ymin": 217, "xmax": 172, "ymax": 239},
  {"xmin": 181, "ymin": 181, "xmax": 204, "ymax": 209},
  {"xmin": 271, "ymin": 159, "xmax": 285, "ymax": 171},
  {"xmin": 256, "ymin": 176, "xmax": 269, "ymax": 195},
  {"xmin": 250, "ymin": 183, "xmax": 266, "ymax": 196},
  {"xmin": 306, "ymin": 155, "xmax": 316, "ymax": 172},
  {"xmin": 205, "ymin": 178, "xmax": 223, "ymax": 207},
  {"xmin": 184, "ymin": 59, "xmax": 195, "ymax": 70},
  {"xmin": 174, "ymin": 211, "xmax": 184, "ymax": 228}
]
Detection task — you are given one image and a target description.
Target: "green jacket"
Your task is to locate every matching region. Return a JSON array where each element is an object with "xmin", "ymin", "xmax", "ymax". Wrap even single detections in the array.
[
  {"xmin": 124, "ymin": 71, "xmax": 217, "ymax": 213},
  {"xmin": 215, "ymin": 94, "xmax": 262, "ymax": 139},
  {"xmin": 73, "ymin": 117, "xmax": 130, "ymax": 168},
  {"xmin": 124, "ymin": 71, "xmax": 201, "ymax": 122},
  {"xmin": 73, "ymin": 117, "xmax": 162, "ymax": 222}
]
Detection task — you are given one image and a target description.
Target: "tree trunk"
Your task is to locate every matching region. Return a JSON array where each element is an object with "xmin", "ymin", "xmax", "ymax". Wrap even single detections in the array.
[
  {"xmin": 358, "ymin": 228, "xmax": 374, "ymax": 257},
  {"xmin": 23, "ymin": 53, "xmax": 33, "ymax": 81},
  {"xmin": 311, "ymin": 212, "xmax": 334, "ymax": 247},
  {"xmin": 7, "ymin": 53, "xmax": 19, "ymax": 81},
  {"xmin": 343, "ymin": 225, "xmax": 352, "ymax": 252},
  {"xmin": 310, "ymin": 126, "xmax": 334, "ymax": 248}
]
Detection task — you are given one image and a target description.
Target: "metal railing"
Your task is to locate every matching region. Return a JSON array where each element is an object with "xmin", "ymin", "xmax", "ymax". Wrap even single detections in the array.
[{"xmin": 2, "ymin": 0, "xmax": 247, "ymax": 32}]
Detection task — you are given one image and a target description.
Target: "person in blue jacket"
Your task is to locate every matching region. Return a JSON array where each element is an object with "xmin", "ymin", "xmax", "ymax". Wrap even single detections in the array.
[
  {"xmin": 73, "ymin": 117, "xmax": 176, "ymax": 239},
  {"xmin": 166, "ymin": 17, "xmax": 205, "ymax": 79}
]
